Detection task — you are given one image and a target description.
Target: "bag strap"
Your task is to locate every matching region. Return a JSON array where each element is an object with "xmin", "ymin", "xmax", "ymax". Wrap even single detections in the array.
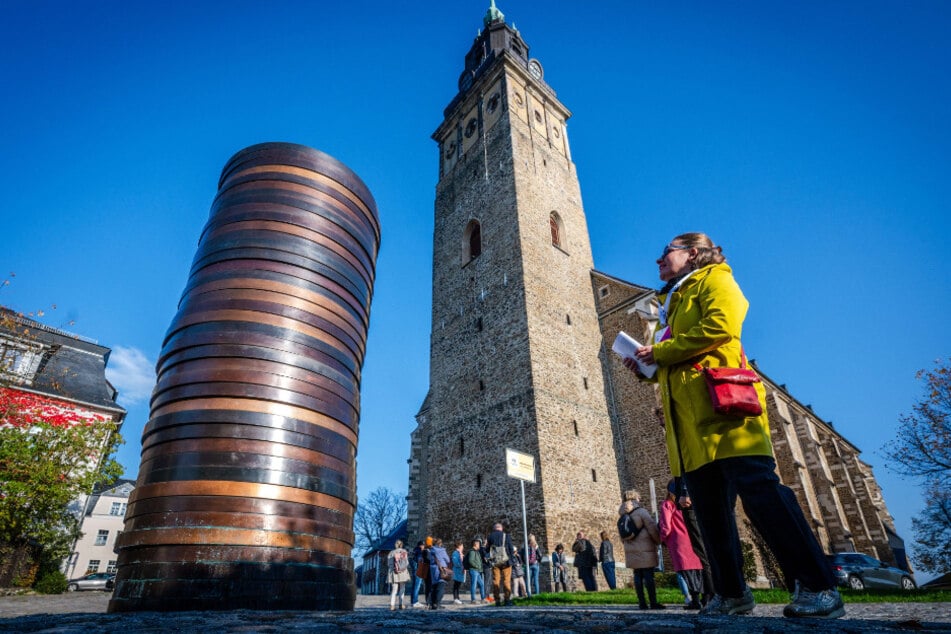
[{"xmin": 693, "ymin": 347, "xmax": 749, "ymax": 373}]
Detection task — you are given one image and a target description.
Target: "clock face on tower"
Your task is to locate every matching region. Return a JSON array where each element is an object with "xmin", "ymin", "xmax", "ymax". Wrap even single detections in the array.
[{"xmin": 528, "ymin": 59, "xmax": 543, "ymax": 81}]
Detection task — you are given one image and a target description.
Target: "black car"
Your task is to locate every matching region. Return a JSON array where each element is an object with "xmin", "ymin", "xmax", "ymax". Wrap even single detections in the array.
[
  {"xmin": 66, "ymin": 572, "xmax": 115, "ymax": 592},
  {"xmin": 826, "ymin": 552, "xmax": 916, "ymax": 590}
]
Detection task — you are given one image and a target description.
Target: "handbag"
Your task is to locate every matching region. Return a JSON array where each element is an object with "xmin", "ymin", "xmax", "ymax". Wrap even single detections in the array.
[
  {"xmin": 694, "ymin": 350, "xmax": 762, "ymax": 417},
  {"xmin": 416, "ymin": 556, "xmax": 429, "ymax": 579},
  {"xmin": 439, "ymin": 564, "xmax": 453, "ymax": 582}
]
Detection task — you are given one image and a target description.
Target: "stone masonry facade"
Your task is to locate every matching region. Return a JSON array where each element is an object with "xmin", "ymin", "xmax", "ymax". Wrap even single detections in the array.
[{"xmin": 407, "ymin": 6, "xmax": 906, "ymax": 591}]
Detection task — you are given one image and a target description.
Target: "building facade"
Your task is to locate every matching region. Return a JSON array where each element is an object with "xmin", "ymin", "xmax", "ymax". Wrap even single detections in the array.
[
  {"xmin": 412, "ymin": 2, "xmax": 622, "ymax": 556},
  {"xmin": 67, "ymin": 479, "xmax": 135, "ymax": 580},
  {"xmin": 408, "ymin": 3, "xmax": 906, "ymax": 589}
]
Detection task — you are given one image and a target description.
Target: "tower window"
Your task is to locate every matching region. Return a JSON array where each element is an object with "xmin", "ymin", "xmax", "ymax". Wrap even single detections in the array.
[
  {"xmin": 549, "ymin": 212, "xmax": 563, "ymax": 248},
  {"xmin": 534, "ymin": 110, "xmax": 543, "ymax": 123},
  {"xmin": 479, "ymin": 380, "xmax": 485, "ymax": 391},
  {"xmin": 464, "ymin": 220, "xmax": 482, "ymax": 263},
  {"xmin": 598, "ymin": 285, "xmax": 610, "ymax": 298},
  {"xmin": 592, "ymin": 469, "xmax": 598, "ymax": 482},
  {"xmin": 476, "ymin": 474, "xmax": 483, "ymax": 488},
  {"xmin": 460, "ymin": 437, "xmax": 465, "ymax": 456},
  {"xmin": 566, "ymin": 314, "xmax": 571, "ymax": 325},
  {"xmin": 465, "ymin": 118, "xmax": 478, "ymax": 138},
  {"xmin": 583, "ymin": 377, "xmax": 589, "ymax": 390},
  {"xmin": 487, "ymin": 93, "xmax": 501, "ymax": 114},
  {"xmin": 476, "ymin": 317, "xmax": 483, "ymax": 332},
  {"xmin": 572, "ymin": 420, "xmax": 578, "ymax": 436}
]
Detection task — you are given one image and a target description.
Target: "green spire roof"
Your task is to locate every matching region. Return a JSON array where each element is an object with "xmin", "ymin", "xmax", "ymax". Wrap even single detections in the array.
[{"xmin": 483, "ymin": 0, "xmax": 504, "ymax": 27}]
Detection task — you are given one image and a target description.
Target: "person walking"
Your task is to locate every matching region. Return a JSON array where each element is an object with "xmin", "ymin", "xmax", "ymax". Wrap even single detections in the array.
[
  {"xmin": 571, "ymin": 531, "xmax": 598, "ymax": 591},
  {"xmin": 527, "ymin": 534, "xmax": 542, "ymax": 595},
  {"xmin": 598, "ymin": 531, "xmax": 617, "ymax": 590},
  {"xmin": 485, "ymin": 522, "xmax": 516, "ymax": 606},
  {"xmin": 627, "ymin": 232, "xmax": 844, "ymax": 619},
  {"xmin": 450, "ymin": 540, "xmax": 466, "ymax": 604},
  {"xmin": 618, "ymin": 490, "xmax": 664, "ymax": 610},
  {"xmin": 467, "ymin": 538, "xmax": 487, "ymax": 603},
  {"xmin": 386, "ymin": 540, "xmax": 411, "ymax": 611},
  {"xmin": 658, "ymin": 481, "xmax": 704, "ymax": 609},
  {"xmin": 551, "ymin": 543, "xmax": 568, "ymax": 592}
]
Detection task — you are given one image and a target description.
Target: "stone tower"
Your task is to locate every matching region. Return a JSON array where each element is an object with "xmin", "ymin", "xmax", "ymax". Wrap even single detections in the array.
[{"xmin": 408, "ymin": 3, "xmax": 622, "ymax": 553}]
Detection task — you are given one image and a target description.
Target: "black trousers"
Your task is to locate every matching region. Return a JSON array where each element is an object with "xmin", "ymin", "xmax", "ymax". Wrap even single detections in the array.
[{"xmin": 683, "ymin": 455, "xmax": 836, "ymax": 597}]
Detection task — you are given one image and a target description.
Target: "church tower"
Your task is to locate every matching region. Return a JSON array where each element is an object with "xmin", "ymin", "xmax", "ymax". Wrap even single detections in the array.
[{"xmin": 409, "ymin": 3, "xmax": 622, "ymax": 556}]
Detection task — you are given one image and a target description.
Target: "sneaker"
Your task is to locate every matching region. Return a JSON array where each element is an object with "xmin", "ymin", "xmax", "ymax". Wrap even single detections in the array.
[
  {"xmin": 412, "ymin": 602, "xmax": 424, "ymax": 608},
  {"xmin": 453, "ymin": 599, "xmax": 462, "ymax": 604},
  {"xmin": 699, "ymin": 589, "xmax": 755, "ymax": 616},
  {"xmin": 783, "ymin": 585, "xmax": 845, "ymax": 619}
]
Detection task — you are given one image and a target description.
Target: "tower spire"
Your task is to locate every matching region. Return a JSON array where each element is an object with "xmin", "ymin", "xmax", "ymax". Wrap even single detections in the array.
[{"xmin": 483, "ymin": 0, "xmax": 504, "ymax": 27}]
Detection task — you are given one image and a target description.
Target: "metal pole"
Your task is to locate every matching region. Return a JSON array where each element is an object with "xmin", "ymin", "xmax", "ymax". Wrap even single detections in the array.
[
  {"xmin": 520, "ymin": 478, "xmax": 531, "ymax": 597},
  {"xmin": 649, "ymin": 477, "xmax": 662, "ymax": 571}
]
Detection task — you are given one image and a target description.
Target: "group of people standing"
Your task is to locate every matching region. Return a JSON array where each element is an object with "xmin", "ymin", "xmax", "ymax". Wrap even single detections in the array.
[{"xmin": 386, "ymin": 525, "xmax": 544, "ymax": 610}]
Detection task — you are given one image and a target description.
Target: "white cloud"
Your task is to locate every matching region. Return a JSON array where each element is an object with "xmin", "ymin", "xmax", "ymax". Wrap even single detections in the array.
[{"xmin": 105, "ymin": 346, "xmax": 156, "ymax": 406}]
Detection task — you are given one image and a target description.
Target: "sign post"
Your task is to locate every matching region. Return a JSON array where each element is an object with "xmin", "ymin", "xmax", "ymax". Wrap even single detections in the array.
[{"xmin": 505, "ymin": 448, "xmax": 536, "ymax": 597}]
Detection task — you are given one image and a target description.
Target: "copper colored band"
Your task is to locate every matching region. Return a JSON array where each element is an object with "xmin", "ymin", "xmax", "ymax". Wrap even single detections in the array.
[
  {"xmin": 128, "ymin": 479, "xmax": 354, "ymax": 515},
  {"xmin": 114, "ymin": 525, "xmax": 352, "ymax": 555},
  {"xmin": 147, "ymin": 399, "xmax": 358, "ymax": 446}
]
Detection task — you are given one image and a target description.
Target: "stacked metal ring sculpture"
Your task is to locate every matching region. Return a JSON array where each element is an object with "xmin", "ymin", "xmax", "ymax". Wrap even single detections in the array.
[{"xmin": 109, "ymin": 143, "xmax": 380, "ymax": 612}]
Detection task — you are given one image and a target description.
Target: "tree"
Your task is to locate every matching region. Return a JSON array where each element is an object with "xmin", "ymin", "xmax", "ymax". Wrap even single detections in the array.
[
  {"xmin": 1, "ymin": 296, "xmax": 124, "ymax": 584},
  {"xmin": 352, "ymin": 487, "xmax": 406, "ymax": 556},
  {"xmin": 882, "ymin": 358, "xmax": 951, "ymax": 574},
  {"xmin": 0, "ymin": 388, "xmax": 123, "ymax": 575}
]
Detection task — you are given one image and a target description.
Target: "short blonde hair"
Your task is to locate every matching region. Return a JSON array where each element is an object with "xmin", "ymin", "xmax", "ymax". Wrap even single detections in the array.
[{"xmin": 623, "ymin": 489, "xmax": 641, "ymax": 502}]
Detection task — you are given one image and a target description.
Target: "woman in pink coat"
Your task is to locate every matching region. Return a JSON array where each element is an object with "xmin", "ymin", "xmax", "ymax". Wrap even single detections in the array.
[{"xmin": 658, "ymin": 480, "xmax": 704, "ymax": 610}]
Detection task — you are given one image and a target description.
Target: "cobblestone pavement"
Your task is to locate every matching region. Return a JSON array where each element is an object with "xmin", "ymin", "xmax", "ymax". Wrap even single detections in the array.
[{"xmin": 1, "ymin": 592, "xmax": 949, "ymax": 633}]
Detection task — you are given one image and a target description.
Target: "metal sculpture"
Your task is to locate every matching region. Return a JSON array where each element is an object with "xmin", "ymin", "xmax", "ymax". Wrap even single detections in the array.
[{"xmin": 109, "ymin": 142, "xmax": 380, "ymax": 612}]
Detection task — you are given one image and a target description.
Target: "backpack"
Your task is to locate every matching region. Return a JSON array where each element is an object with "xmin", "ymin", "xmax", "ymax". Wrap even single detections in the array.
[
  {"xmin": 393, "ymin": 550, "xmax": 407, "ymax": 574},
  {"xmin": 618, "ymin": 512, "xmax": 643, "ymax": 541},
  {"xmin": 489, "ymin": 534, "xmax": 510, "ymax": 568}
]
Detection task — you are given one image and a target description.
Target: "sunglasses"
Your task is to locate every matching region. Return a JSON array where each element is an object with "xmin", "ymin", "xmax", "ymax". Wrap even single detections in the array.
[{"xmin": 660, "ymin": 244, "xmax": 691, "ymax": 258}]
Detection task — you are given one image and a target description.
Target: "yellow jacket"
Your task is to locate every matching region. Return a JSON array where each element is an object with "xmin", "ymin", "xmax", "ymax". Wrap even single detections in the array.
[{"xmin": 651, "ymin": 263, "xmax": 772, "ymax": 476}]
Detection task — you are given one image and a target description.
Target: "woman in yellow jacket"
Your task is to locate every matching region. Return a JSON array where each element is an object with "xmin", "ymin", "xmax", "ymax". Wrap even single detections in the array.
[{"xmin": 629, "ymin": 232, "xmax": 843, "ymax": 619}]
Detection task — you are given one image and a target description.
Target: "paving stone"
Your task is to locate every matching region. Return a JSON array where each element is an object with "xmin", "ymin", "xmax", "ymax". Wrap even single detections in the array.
[{"xmin": 1, "ymin": 593, "xmax": 949, "ymax": 633}]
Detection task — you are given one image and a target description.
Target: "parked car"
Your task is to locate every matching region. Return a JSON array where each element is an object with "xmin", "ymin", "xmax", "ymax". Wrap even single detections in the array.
[
  {"xmin": 66, "ymin": 572, "xmax": 115, "ymax": 592},
  {"xmin": 826, "ymin": 552, "xmax": 916, "ymax": 590}
]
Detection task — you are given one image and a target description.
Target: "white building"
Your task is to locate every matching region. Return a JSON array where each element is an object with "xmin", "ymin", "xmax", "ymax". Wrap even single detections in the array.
[{"xmin": 66, "ymin": 479, "xmax": 134, "ymax": 579}]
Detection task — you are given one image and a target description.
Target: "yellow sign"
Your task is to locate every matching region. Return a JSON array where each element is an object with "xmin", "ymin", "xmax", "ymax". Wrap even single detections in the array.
[{"xmin": 505, "ymin": 448, "xmax": 536, "ymax": 483}]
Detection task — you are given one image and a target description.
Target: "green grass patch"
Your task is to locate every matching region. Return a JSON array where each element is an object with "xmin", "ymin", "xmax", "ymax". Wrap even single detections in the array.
[{"xmin": 513, "ymin": 587, "xmax": 951, "ymax": 606}]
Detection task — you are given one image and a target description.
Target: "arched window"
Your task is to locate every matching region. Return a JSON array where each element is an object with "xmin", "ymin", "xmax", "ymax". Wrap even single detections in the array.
[
  {"xmin": 549, "ymin": 212, "xmax": 563, "ymax": 248},
  {"xmin": 464, "ymin": 220, "xmax": 482, "ymax": 263}
]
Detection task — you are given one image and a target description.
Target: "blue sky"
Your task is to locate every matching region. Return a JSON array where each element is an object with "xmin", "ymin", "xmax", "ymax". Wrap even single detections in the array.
[{"xmin": 3, "ymin": 1, "xmax": 949, "ymax": 579}]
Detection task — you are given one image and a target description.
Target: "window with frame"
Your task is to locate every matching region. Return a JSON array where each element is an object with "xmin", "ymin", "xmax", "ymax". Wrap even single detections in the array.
[
  {"xmin": 85, "ymin": 560, "xmax": 101, "ymax": 574},
  {"xmin": 109, "ymin": 502, "xmax": 127, "ymax": 516},
  {"xmin": 0, "ymin": 336, "xmax": 45, "ymax": 384},
  {"xmin": 106, "ymin": 560, "xmax": 118, "ymax": 574},
  {"xmin": 464, "ymin": 220, "xmax": 482, "ymax": 263},
  {"xmin": 549, "ymin": 212, "xmax": 564, "ymax": 248},
  {"xmin": 95, "ymin": 530, "xmax": 109, "ymax": 546}
]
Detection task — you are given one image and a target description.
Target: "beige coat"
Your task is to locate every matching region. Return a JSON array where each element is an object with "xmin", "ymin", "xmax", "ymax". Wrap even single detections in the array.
[{"xmin": 619, "ymin": 501, "xmax": 660, "ymax": 570}]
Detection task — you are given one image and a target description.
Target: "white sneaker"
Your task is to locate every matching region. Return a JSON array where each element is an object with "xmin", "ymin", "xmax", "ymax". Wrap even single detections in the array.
[
  {"xmin": 453, "ymin": 599, "xmax": 462, "ymax": 604},
  {"xmin": 412, "ymin": 602, "xmax": 424, "ymax": 608}
]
